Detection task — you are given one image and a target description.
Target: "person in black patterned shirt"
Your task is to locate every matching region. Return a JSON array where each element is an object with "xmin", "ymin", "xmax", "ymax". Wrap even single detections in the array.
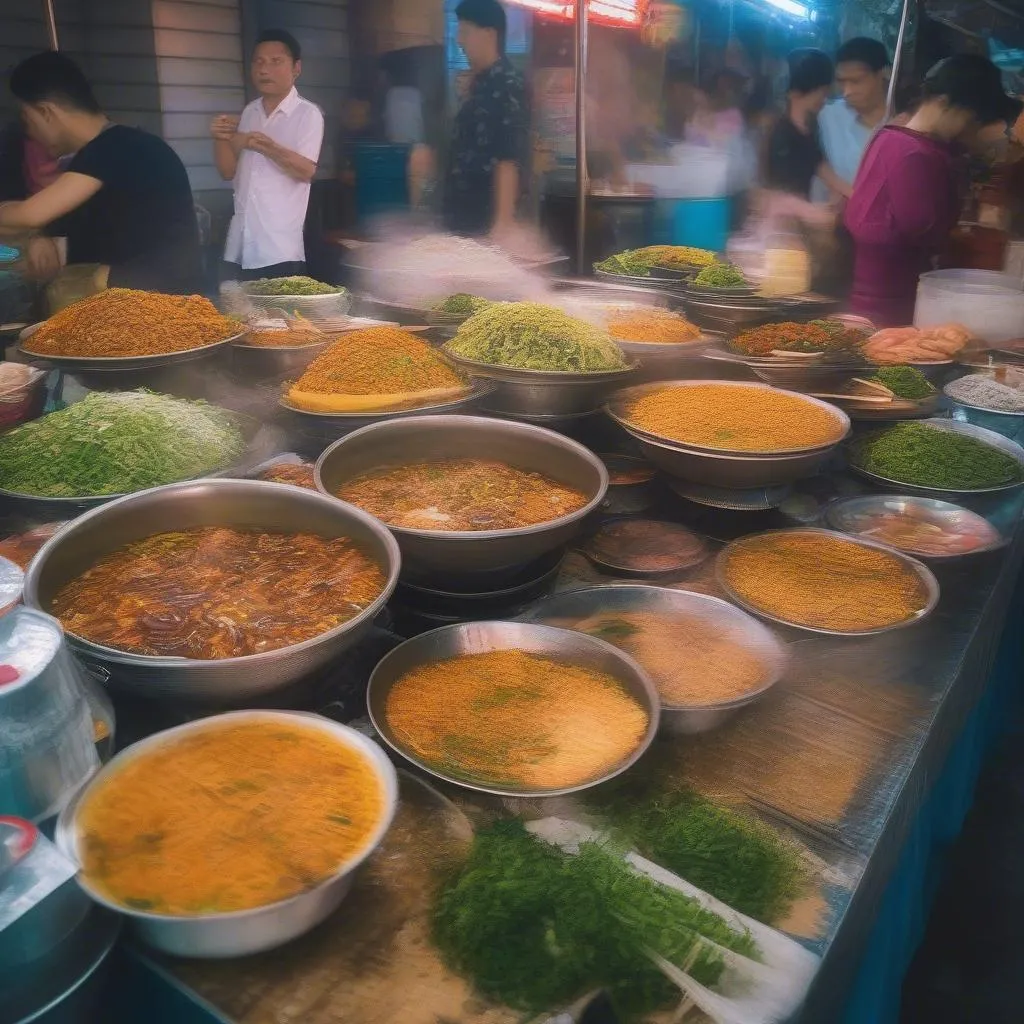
[{"xmin": 443, "ymin": 0, "xmax": 529, "ymax": 239}]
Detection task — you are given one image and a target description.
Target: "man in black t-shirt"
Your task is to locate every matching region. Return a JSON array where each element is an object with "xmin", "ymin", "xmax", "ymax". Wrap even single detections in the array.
[
  {"xmin": 765, "ymin": 49, "xmax": 851, "ymax": 201},
  {"xmin": 0, "ymin": 51, "xmax": 201, "ymax": 294}
]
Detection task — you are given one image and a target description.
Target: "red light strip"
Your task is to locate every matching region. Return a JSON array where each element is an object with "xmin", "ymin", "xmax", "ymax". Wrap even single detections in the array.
[{"xmin": 507, "ymin": 0, "xmax": 644, "ymax": 28}]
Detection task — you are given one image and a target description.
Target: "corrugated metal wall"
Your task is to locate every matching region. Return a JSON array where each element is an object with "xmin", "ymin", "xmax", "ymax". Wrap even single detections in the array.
[{"xmin": 153, "ymin": 0, "xmax": 247, "ymax": 221}]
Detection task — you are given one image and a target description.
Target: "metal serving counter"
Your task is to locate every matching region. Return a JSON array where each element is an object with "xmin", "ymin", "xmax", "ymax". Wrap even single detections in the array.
[{"xmin": 80, "ymin": 455, "xmax": 1024, "ymax": 1024}]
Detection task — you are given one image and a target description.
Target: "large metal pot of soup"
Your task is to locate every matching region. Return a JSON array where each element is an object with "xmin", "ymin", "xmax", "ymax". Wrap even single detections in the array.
[
  {"xmin": 315, "ymin": 415, "xmax": 608, "ymax": 580},
  {"xmin": 22, "ymin": 480, "xmax": 400, "ymax": 703}
]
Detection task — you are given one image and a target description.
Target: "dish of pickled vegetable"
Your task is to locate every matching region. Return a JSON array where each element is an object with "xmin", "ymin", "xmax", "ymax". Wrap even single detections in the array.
[{"xmin": 50, "ymin": 527, "xmax": 386, "ymax": 658}]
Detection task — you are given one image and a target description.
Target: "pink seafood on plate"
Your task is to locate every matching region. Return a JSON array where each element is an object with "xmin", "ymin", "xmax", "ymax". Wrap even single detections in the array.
[{"xmin": 862, "ymin": 323, "xmax": 973, "ymax": 365}]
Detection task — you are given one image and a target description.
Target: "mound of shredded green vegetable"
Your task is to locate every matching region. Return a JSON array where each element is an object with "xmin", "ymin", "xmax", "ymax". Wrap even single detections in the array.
[
  {"xmin": 243, "ymin": 276, "xmax": 340, "ymax": 296},
  {"xmin": 595, "ymin": 250, "xmax": 654, "ymax": 277},
  {"xmin": 868, "ymin": 366, "xmax": 935, "ymax": 401},
  {"xmin": 0, "ymin": 391, "xmax": 246, "ymax": 497},
  {"xmin": 432, "ymin": 293, "xmax": 494, "ymax": 317},
  {"xmin": 432, "ymin": 819, "xmax": 758, "ymax": 1020},
  {"xmin": 595, "ymin": 786, "xmax": 806, "ymax": 925},
  {"xmin": 693, "ymin": 263, "xmax": 748, "ymax": 289},
  {"xmin": 445, "ymin": 301, "xmax": 627, "ymax": 372},
  {"xmin": 850, "ymin": 422, "xmax": 1024, "ymax": 489}
]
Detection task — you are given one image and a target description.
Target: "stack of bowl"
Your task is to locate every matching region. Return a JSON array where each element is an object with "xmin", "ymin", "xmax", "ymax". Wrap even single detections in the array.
[{"xmin": 606, "ymin": 380, "xmax": 850, "ymax": 489}]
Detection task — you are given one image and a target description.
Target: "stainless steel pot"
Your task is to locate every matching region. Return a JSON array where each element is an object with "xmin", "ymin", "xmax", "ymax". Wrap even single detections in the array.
[
  {"xmin": 315, "ymin": 415, "xmax": 608, "ymax": 579},
  {"xmin": 21, "ymin": 480, "xmax": 401, "ymax": 703},
  {"xmin": 0, "ymin": 610, "xmax": 99, "ymax": 822},
  {"xmin": 55, "ymin": 711, "xmax": 399, "ymax": 958}
]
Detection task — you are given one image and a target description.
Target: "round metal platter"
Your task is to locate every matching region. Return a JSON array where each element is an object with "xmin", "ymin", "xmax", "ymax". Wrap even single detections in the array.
[
  {"xmin": 445, "ymin": 351, "xmax": 637, "ymax": 386},
  {"xmin": 716, "ymin": 527, "xmax": 940, "ymax": 636},
  {"xmin": 580, "ymin": 517, "xmax": 711, "ymax": 578},
  {"xmin": 279, "ymin": 380, "xmax": 494, "ymax": 422},
  {"xmin": 18, "ymin": 324, "xmax": 243, "ymax": 371},
  {"xmin": 847, "ymin": 417, "xmax": 1024, "ymax": 496},
  {"xmin": 825, "ymin": 494, "xmax": 1006, "ymax": 560},
  {"xmin": 594, "ymin": 268, "xmax": 679, "ymax": 288},
  {"xmin": 605, "ymin": 380, "xmax": 851, "ymax": 457}
]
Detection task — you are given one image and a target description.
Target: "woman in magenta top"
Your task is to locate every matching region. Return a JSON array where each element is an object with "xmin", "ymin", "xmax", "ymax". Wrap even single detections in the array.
[{"xmin": 845, "ymin": 55, "xmax": 1021, "ymax": 327}]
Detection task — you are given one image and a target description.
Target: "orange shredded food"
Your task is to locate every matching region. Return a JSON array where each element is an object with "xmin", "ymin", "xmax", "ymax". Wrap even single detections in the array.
[
  {"xmin": 23, "ymin": 289, "xmax": 238, "ymax": 358},
  {"xmin": 721, "ymin": 531, "xmax": 930, "ymax": 632},
  {"xmin": 257, "ymin": 462, "xmax": 316, "ymax": 489},
  {"xmin": 51, "ymin": 527, "xmax": 385, "ymax": 658},
  {"xmin": 385, "ymin": 649, "xmax": 649, "ymax": 788},
  {"xmin": 607, "ymin": 309, "xmax": 702, "ymax": 344},
  {"xmin": 286, "ymin": 327, "xmax": 469, "ymax": 412},
  {"xmin": 624, "ymin": 383, "xmax": 844, "ymax": 452},
  {"xmin": 77, "ymin": 717, "xmax": 386, "ymax": 914},
  {"xmin": 336, "ymin": 458, "xmax": 589, "ymax": 530}
]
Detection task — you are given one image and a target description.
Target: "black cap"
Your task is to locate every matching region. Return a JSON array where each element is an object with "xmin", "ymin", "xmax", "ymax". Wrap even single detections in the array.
[
  {"xmin": 455, "ymin": 0, "xmax": 507, "ymax": 33},
  {"xmin": 923, "ymin": 54, "xmax": 1022, "ymax": 126}
]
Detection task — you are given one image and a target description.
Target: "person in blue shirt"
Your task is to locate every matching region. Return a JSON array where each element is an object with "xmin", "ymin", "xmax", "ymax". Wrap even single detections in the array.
[{"xmin": 817, "ymin": 38, "xmax": 890, "ymax": 196}]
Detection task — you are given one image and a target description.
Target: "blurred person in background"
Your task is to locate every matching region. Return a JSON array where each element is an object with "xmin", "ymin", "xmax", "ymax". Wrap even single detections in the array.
[
  {"xmin": 845, "ymin": 54, "xmax": 1023, "ymax": 326},
  {"xmin": 0, "ymin": 51, "xmax": 200, "ymax": 295},
  {"xmin": 765, "ymin": 49, "xmax": 851, "ymax": 201},
  {"xmin": 816, "ymin": 38, "xmax": 890, "ymax": 196},
  {"xmin": 687, "ymin": 69, "xmax": 747, "ymax": 148},
  {"xmin": 383, "ymin": 66, "xmax": 424, "ymax": 147},
  {"xmin": 212, "ymin": 29, "xmax": 324, "ymax": 281},
  {"xmin": 443, "ymin": 0, "xmax": 529, "ymax": 243}
]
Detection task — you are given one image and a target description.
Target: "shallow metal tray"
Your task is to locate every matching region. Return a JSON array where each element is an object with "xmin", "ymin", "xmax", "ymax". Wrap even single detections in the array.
[
  {"xmin": 847, "ymin": 417, "xmax": 1024, "ymax": 497},
  {"xmin": 605, "ymin": 380, "xmax": 851, "ymax": 457},
  {"xmin": 18, "ymin": 323, "xmax": 242, "ymax": 371},
  {"xmin": 366, "ymin": 620, "xmax": 660, "ymax": 796},
  {"xmin": 824, "ymin": 494, "xmax": 1007, "ymax": 560},
  {"xmin": 716, "ymin": 527, "xmax": 940, "ymax": 637}
]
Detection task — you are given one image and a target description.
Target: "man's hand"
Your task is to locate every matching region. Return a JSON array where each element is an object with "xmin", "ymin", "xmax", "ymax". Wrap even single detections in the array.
[
  {"xmin": 246, "ymin": 132, "xmax": 277, "ymax": 157},
  {"xmin": 24, "ymin": 236, "xmax": 62, "ymax": 282},
  {"xmin": 210, "ymin": 115, "xmax": 240, "ymax": 142}
]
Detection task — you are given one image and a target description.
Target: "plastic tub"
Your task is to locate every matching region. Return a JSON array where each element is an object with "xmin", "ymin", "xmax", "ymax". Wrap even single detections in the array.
[
  {"xmin": 656, "ymin": 197, "xmax": 731, "ymax": 252},
  {"xmin": 914, "ymin": 269, "xmax": 1024, "ymax": 343}
]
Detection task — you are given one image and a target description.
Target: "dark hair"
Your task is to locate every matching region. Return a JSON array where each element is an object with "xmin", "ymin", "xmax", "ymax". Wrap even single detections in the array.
[
  {"xmin": 787, "ymin": 48, "xmax": 834, "ymax": 96},
  {"xmin": 255, "ymin": 29, "xmax": 301, "ymax": 63},
  {"xmin": 836, "ymin": 38, "xmax": 889, "ymax": 73},
  {"xmin": 455, "ymin": 0, "xmax": 507, "ymax": 51},
  {"xmin": 923, "ymin": 53, "xmax": 1021, "ymax": 126},
  {"xmin": 9, "ymin": 51, "xmax": 100, "ymax": 114}
]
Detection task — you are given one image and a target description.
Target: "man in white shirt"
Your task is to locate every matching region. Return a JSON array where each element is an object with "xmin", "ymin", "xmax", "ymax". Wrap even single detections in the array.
[
  {"xmin": 814, "ymin": 38, "xmax": 889, "ymax": 199},
  {"xmin": 211, "ymin": 29, "xmax": 324, "ymax": 279}
]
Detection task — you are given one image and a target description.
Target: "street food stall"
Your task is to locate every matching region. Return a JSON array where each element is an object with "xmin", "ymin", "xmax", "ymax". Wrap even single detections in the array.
[{"xmin": 0, "ymin": 242, "xmax": 1023, "ymax": 1024}]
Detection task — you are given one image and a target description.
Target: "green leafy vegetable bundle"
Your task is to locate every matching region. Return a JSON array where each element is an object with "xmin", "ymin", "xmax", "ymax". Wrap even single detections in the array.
[
  {"xmin": 0, "ymin": 391, "xmax": 246, "ymax": 497},
  {"xmin": 850, "ymin": 422, "xmax": 1024, "ymax": 489},
  {"xmin": 445, "ymin": 301, "xmax": 627, "ymax": 372},
  {"xmin": 243, "ymin": 276, "xmax": 340, "ymax": 296},
  {"xmin": 432, "ymin": 293, "xmax": 494, "ymax": 317},
  {"xmin": 597, "ymin": 787, "xmax": 805, "ymax": 924},
  {"xmin": 868, "ymin": 366, "xmax": 935, "ymax": 401},
  {"xmin": 693, "ymin": 263, "xmax": 748, "ymax": 289},
  {"xmin": 432, "ymin": 819, "xmax": 758, "ymax": 1020}
]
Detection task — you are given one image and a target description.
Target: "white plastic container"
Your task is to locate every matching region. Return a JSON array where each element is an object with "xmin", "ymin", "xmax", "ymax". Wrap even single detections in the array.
[{"xmin": 914, "ymin": 269, "xmax": 1024, "ymax": 343}]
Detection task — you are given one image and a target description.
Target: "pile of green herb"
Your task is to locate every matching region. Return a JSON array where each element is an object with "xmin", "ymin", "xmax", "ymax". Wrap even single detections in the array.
[
  {"xmin": 595, "ymin": 250, "xmax": 654, "ymax": 277},
  {"xmin": 432, "ymin": 819, "xmax": 757, "ymax": 1020},
  {"xmin": 445, "ymin": 301, "xmax": 627, "ymax": 372},
  {"xmin": 432, "ymin": 293, "xmax": 494, "ymax": 317},
  {"xmin": 868, "ymin": 366, "xmax": 935, "ymax": 401},
  {"xmin": 243, "ymin": 275, "xmax": 340, "ymax": 296},
  {"xmin": 850, "ymin": 422, "xmax": 1024, "ymax": 489},
  {"xmin": 596, "ymin": 787, "xmax": 805, "ymax": 924},
  {"xmin": 693, "ymin": 263, "xmax": 747, "ymax": 289},
  {"xmin": 0, "ymin": 391, "xmax": 246, "ymax": 497}
]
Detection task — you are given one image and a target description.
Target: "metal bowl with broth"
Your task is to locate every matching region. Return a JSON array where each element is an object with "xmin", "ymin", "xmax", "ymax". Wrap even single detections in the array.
[
  {"xmin": 315, "ymin": 415, "xmax": 607, "ymax": 579},
  {"xmin": 22, "ymin": 480, "xmax": 400, "ymax": 703}
]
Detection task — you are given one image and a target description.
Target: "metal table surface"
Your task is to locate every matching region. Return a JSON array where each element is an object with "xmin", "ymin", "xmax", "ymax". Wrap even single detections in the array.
[{"xmin": 6, "ymin": 360, "xmax": 1023, "ymax": 1024}]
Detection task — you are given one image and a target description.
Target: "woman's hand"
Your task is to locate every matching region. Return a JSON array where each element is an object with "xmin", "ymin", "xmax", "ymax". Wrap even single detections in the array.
[{"xmin": 24, "ymin": 236, "xmax": 62, "ymax": 282}]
